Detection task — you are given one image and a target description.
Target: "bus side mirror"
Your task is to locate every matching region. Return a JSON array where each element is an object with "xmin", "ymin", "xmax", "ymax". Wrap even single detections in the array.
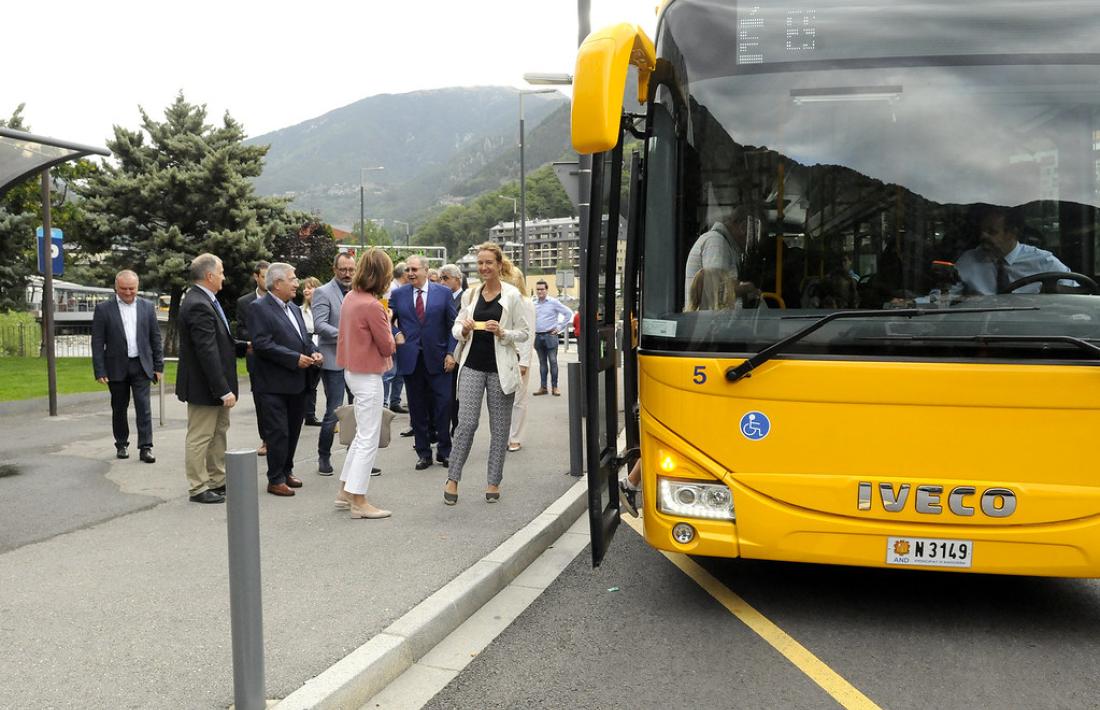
[{"xmin": 571, "ymin": 23, "xmax": 656, "ymax": 155}]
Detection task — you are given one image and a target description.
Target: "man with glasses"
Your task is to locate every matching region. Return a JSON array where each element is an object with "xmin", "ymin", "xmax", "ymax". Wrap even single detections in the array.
[
  {"xmin": 311, "ymin": 251, "xmax": 376, "ymax": 476},
  {"xmin": 246, "ymin": 263, "xmax": 323, "ymax": 496}
]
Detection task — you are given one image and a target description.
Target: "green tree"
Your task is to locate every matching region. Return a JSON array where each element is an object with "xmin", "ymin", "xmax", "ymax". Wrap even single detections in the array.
[
  {"xmin": 348, "ymin": 219, "xmax": 391, "ymax": 247},
  {"xmin": 0, "ymin": 105, "xmax": 99, "ymax": 310},
  {"xmin": 271, "ymin": 216, "xmax": 337, "ymax": 284},
  {"xmin": 78, "ymin": 93, "xmax": 293, "ymax": 351},
  {"xmin": 412, "ymin": 164, "xmax": 575, "ymax": 264}
]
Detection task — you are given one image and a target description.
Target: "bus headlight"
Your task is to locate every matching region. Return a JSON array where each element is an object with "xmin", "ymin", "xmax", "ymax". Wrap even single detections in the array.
[{"xmin": 658, "ymin": 478, "xmax": 735, "ymax": 520}]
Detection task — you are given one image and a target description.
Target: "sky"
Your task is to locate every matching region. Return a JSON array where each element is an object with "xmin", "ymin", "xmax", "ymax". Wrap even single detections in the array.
[{"xmin": 4, "ymin": 0, "xmax": 659, "ymax": 147}]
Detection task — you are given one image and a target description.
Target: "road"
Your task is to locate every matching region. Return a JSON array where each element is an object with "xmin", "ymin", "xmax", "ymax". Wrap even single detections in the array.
[{"xmin": 422, "ymin": 517, "xmax": 1100, "ymax": 709}]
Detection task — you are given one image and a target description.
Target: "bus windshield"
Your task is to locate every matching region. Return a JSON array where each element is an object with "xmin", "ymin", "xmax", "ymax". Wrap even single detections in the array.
[{"xmin": 641, "ymin": 0, "xmax": 1100, "ymax": 361}]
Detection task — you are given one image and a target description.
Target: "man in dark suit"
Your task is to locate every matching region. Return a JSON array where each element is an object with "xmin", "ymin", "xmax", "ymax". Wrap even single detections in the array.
[
  {"xmin": 236, "ymin": 260, "xmax": 270, "ymax": 455},
  {"xmin": 391, "ymin": 255, "xmax": 457, "ymax": 470},
  {"xmin": 177, "ymin": 254, "xmax": 248, "ymax": 504},
  {"xmin": 245, "ymin": 262, "xmax": 323, "ymax": 497},
  {"xmin": 91, "ymin": 269, "xmax": 164, "ymax": 463}
]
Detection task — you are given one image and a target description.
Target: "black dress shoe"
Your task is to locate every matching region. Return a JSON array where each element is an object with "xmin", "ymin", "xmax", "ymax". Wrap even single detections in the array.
[
  {"xmin": 436, "ymin": 457, "xmax": 449, "ymax": 467},
  {"xmin": 390, "ymin": 403, "xmax": 408, "ymax": 413},
  {"xmin": 211, "ymin": 485, "xmax": 226, "ymax": 495},
  {"xmin": 116, "ymin": 445, "xmax": 129, "ymax": 460},
  {"xmin": 371, "ymin": 467, "xmax": 382, "ymax": 477},
  {"xmin": 318, "ymin": 454, "xmax": 334, "ymax": 475},
  {"xmin": 190, "ymin": 490, "xmax": 225, "ymax": 504},
  {"xmin": 304, "ymin": 417, "xmax": 323, "ymax": 427},
  {"xmin": 399, "ymin": 428, "xmax": 414, "ymax": 437},
  {"xmin": 415, "ymin": 457, "xmax": 433, "ymax": 470},
  {"xmin": 139, "ymin": 448, "xmax": 156, "ymax": 463}
]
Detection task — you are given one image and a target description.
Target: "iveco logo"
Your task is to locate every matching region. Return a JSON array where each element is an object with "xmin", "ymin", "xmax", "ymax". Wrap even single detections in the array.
[{"xmin": 857, "ymin": 482, "xmax": 1016, "ymax": 518}]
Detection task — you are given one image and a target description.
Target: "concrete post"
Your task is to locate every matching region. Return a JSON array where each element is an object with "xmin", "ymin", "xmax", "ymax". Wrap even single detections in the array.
[
  {"xmin": 568, "ymin": 361, "xmax": 584, "ymax": 477},
  {"xmin": 226, "ymin": 449, "xmax": 265, "ymax": 710}
]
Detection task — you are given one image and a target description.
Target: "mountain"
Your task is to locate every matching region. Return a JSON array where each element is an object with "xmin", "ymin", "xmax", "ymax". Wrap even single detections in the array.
[{"xmin": 247, "ymin": 87, "xmax": 570, "ymax": 227}]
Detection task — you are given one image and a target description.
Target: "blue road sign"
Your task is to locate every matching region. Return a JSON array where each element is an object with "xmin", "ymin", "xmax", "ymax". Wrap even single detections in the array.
[{"xmin": 36, "ymin": 227, "xmax": 64, "ymax": 276}]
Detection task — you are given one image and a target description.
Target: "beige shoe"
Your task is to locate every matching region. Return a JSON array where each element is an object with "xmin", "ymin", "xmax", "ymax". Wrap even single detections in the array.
[
  {"xmin": 507, "ymin": 442, "xmax": 521, "ymax": 452},
  {"xmin": 532, "ymin": 388, "xmax": 548, "ymax": 396},
  {"xmin": 551, "ymin": 387, "xmax": 561, "ymax": 396},
  {"xmin": 350, "ymin": 505, "xmax": 392, "ymax": 519},
  {"xmin": 335, "ymin": 489, "xmax": 353, "ymax": 510}
]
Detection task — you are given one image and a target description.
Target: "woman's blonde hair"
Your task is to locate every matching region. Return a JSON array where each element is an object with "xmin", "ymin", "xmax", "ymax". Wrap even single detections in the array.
[
  {"xmin": 475, "ymin": 241, "xmax": 515, "ymax": 282},
  {"xmin": 507, "ymin": 266, "xmax": 527, "ymax": 294},
  {"xmin": 300, "ymin": 276, "xmax": 322, "ymax": 301},
  {"xmin": 353, "ymin": 247, "xmax": 394, "ymax": 298}
]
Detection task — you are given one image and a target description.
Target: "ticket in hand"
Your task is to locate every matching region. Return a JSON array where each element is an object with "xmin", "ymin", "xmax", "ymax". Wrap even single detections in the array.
[{"xmin": 472, "ymin": 321, "xmax": 488, "ymax": 330}]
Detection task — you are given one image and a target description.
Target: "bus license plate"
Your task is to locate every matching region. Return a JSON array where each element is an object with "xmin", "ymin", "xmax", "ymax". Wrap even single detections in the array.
[{"xmin": 886, "ymin": 536, "xmax": 972, "ymax": 568}]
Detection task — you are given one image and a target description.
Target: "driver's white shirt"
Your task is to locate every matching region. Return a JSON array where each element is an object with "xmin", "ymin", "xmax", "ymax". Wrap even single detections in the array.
[{"xmin": 954, "ymin": 242, "xmax": 1071, "ymax": 295}]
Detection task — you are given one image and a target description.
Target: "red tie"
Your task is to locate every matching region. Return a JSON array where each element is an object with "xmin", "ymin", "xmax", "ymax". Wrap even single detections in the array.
[{"xmin": 416, "ymin": 289, "xmax": 425, "ymax": 323}]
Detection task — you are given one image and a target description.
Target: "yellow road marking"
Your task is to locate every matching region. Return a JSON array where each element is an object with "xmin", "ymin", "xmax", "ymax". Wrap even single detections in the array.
[{"xmin": 621, "ymin": 515, "xmax": 881, "ymax": 710}]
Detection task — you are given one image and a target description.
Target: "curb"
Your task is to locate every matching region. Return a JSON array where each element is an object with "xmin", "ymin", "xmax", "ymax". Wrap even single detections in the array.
[{"xmin": 275, "ymin": 478, "xmax": 588, "ymax": 710}]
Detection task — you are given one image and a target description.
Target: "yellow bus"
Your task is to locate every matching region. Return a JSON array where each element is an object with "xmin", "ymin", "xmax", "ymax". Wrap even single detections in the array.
[{"xmin": 574, "ymin": 0, "xmax": 1100, "ymax": 576}]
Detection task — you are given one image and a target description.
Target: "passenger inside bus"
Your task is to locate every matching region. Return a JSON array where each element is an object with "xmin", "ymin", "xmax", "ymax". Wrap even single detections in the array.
[
  {"xmin": 683, "ymin": 205, "xmax": 758, "ymax": 306},
  {"xmin": 954, "ymin": 206, "xmax": 1073, "ymax": 295}
]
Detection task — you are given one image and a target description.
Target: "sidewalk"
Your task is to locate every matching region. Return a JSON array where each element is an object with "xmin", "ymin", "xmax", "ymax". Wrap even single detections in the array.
[{"xmin": 0, "ymin": 353, "xmax": 584, "ymax": 708}]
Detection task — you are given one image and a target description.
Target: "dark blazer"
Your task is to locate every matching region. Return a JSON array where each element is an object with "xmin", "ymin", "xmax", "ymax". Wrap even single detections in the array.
[
  {"xmin": 91, "ymin": 297, "xmax": 164, "ymax": 381},
  {"xmin": 235, "ymin": 290, "xmax": 259, "ymax": 341},
  {"xmin": 391, "ymin": 281, "xmax": 457, "ymax": 376},
  {"xmin": 246, "ymin": 294, "xmax": 318, "ymax": 395},
  {"xmin": 176, "ymin": 286, "xmax": 247, "ymax": 406}
]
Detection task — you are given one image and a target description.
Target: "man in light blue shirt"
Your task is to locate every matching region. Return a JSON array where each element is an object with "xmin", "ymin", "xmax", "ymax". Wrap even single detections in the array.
[
  {"xmin": 956, "ymin": 208, "xmax": 1071, "ymax": 295},
  {"xmin": 532, "ymin": 280, "xmax": 574, "ymax": 396}
]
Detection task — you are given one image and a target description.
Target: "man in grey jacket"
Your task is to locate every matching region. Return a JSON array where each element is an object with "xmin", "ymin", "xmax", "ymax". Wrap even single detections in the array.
[{"xmin": 311, "ymin": 251, "xmax": 357, "ymax": 475}]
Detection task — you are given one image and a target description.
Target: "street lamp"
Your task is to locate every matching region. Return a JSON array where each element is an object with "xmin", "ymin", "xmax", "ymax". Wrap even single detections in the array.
[
  {"xmin": 360, "ymin": 166, "xmax": 384, "ymax": 247},
  {"xmin": 517, "ymin": 88, "xmax": 559, "ymax": 275},
  {"xmin": 393, "ymin": 220, "xmax": 410, "ymax": 246}
]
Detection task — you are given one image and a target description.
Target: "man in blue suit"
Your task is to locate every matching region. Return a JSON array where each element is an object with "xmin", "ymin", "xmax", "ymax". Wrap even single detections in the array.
[
  {"xmin": 391, "ymin": 255, "xmax": 457, "ymax": 470},
  {"xmin": 245, "ymin": 262, "xmax": 323, "ymax": 496},
  {"xmin": 91, "ymin": 270, "xmax": 164, "ymax": 463}
]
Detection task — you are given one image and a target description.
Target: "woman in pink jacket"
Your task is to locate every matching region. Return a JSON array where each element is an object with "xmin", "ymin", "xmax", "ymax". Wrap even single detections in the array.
[{"xmin": 335, "ymin": 248, "xmax": 396, "ymax": 519}]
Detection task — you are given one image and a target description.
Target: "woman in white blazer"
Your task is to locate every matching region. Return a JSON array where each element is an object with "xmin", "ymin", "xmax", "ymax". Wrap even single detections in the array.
[
  {"xmin": 444, "ymin": 242, "xmax": 531, "ymax": 505},
  {"xmin": 506, "ymin": 268, "xmax": 536, "ymax": 451}
]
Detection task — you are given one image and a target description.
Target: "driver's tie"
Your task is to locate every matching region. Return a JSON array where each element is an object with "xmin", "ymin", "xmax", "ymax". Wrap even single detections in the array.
[{"xmin": 995, "ymin": 258, "xmax": 1010, "ymax": 293}]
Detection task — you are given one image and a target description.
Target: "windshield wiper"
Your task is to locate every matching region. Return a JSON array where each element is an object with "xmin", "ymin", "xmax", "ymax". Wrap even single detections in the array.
[
  {"xmin": 725, "ymin": 307, "xmax": 1038, "ymax": 383},
  {"xmin": 858, "ymin": 334, "xmax": 1100, "ymax": 357}
]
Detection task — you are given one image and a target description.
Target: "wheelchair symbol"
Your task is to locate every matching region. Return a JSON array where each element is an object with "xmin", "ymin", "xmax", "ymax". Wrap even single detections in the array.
[{"xmin": 740, "ymin": 411, "xmax": 770, "ymax": 441}]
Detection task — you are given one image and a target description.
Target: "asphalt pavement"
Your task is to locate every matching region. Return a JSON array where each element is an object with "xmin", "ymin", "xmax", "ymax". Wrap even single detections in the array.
[{"xmin": 0, "ymin": 353, "xmax": 583, "ymax": 709}]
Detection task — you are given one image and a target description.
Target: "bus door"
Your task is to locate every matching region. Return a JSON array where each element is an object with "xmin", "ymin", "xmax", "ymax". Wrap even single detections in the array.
[{"xmin": 583, "ymin": 125, "xmax": 644, "ymax": 566}]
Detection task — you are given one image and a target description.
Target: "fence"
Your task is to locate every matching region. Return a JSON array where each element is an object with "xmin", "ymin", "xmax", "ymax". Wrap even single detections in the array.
[{"xmin": 0, "ymin": 324, "xmax": 94, "ymax": 358}]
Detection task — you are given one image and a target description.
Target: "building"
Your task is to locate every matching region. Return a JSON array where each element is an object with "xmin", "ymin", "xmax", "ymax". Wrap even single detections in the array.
[
  {"xmin": 488, "ymin": 217, "xmax": 581, "ymax": 272},
  {"xmin": 485, "ymin": 215, "xmax": 627, "ymax": 279}
]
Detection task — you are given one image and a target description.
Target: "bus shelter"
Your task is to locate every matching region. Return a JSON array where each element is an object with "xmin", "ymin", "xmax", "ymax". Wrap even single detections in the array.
[{"xmin": 0, "ymin": 127, "xmax": 110, "ymax": 415}]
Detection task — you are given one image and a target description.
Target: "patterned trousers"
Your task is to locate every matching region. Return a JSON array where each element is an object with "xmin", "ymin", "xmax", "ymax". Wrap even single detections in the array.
[{"xmin": 448, "ymin": 368, "xmax": 514, "ymax": 486}]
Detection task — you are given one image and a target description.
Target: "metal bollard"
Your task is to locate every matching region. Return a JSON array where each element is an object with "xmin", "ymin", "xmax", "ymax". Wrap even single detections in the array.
[
  {"xmin": 567, "ymin": 361, "xmax": 584, "ymax": 477},
  {"xmin": 226, "ymin": 449, "xmax": 266, "ymax": 710}
]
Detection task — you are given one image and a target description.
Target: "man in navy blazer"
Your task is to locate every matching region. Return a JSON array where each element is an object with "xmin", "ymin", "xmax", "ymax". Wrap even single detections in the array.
[
  {"xmin": 92, "ymin": 270, "xmax": 164, "ymax": 463},
  {"xmin": 390, "ymin": 255, "xmax": 457, "ymax": 469},
  {"xmin": 246, "ymin": 262, "xmax": 323, "ymax": 496}
]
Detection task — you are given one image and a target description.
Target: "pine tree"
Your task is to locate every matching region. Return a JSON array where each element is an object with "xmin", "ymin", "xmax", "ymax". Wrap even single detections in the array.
[{"xmin": 78, "ymin": 93, "xmax": 293, "ymax": 352}]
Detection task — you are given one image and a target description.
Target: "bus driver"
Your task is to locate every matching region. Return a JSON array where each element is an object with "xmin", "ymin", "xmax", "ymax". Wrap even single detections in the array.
[{"xmin": 954, "ymin": 207, "xmax": 1072, "ymax": 295}]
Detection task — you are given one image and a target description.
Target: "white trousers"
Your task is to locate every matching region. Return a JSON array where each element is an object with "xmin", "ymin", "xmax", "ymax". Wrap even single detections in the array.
[
  {"xmin": 509, "ymin": 365, "xmax": 531, "ymax": 443},
  {"xmin": 340, "ymin": 370, "xmax": 383, "ymax": 495}
]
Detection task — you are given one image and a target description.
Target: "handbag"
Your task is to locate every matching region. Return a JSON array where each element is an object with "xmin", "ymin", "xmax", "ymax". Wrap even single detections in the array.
[{"xmin": 335, "ymin": 405, "xmax": 395, "ymax": 448}]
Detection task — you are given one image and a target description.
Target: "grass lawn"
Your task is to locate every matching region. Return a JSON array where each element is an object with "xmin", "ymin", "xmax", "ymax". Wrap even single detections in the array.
[{"xmin": 0, "ymin": 357, "xmax": 249, "ymax": 402}]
